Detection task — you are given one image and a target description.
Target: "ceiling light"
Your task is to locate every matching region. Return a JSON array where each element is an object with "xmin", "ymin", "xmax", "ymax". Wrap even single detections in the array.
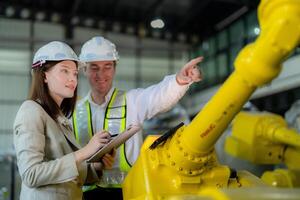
[
  {"xmin": 20, "ymin": 8, "xmax": 30, "ymax": 19},
  {"xmin": 191, "ymin": 35, "xmax": 199, "ymax": 44},
  {"xmin": 254, "ymin": 27, "xmax": 260, "ymax": 35},
  {"xmin": 150, "ymin": 18, "xmax": 165, "ymax": 29},
  {"xmin": 178, "ymin": 33, "xmax": 186, "ymax": 42},
  {"xmin": 126, "ymin": 25, "xmax": 135, "ymax": 34},
  {"xmin": 71, "ymin": 16, "xmax": 79, "ymax": 25},
  {"xmin": 36, "ymin": 12, "xmax": 45, "ymax": 21},
  {"xmin": 51, "ymin": 13, "xmax": 60, "ymax": 23},
  {"xmin": 113, "ymin": 22, "xmax": 121, "ymax": 32},
  {"xmin": 202, "ymin": 42, "xmax": 209, "ymax": 50},
  {"xmin": 98, "ymin": 20, "xmax": 106, "ymax": 29},
  {"xmin": 5, "ymin": 6, "xmax": 15, "ymax": 17},
  {"xmin": 84, "ymin": 18, "xmax": 94, "ymax": 27}
]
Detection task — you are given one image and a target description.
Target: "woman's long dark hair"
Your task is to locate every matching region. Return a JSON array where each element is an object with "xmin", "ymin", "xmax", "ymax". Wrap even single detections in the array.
[{"xmin": 29, "ymin": 61, "xmax": 78, "ymax": 120}]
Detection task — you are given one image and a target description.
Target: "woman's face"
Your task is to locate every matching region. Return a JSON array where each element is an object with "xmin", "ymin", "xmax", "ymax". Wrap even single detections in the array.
[{"xmin": 44, "ymin": 60, "xmax": 78, "ymax": 106}]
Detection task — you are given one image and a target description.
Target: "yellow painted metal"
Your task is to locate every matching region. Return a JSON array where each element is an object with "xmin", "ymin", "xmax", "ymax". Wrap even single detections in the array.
[
  {"xmin": 158, "ymin": 188, "xmax": 300, "ymax": 200},
  {"xmin": 261, "ymin": 169, "xmax": 300, "ymax": 188},
  {"xmin": 284, "ymin": 147, "xmax": 300, "ymax": 170},
  {"xmin": 195, "ymin": 187, "xmax": 300, "ymax": 200},
  {"xmin": 123, "ymin": 136, "xmax": 264, "ymax": 200},
  {"xmin": 123, "ymin": 0, "xmax": 300, "ymax": 199},
  {"xmin": 225, "ymin": 111, "xmax": 300, "ymax": 188},
  {"xmin": 159, "ymin": 187, "xmax": 300, "ymax": 200},
  {"xmin": 225, "ymin": 111, "xmax": 300, "ymax": 164}
]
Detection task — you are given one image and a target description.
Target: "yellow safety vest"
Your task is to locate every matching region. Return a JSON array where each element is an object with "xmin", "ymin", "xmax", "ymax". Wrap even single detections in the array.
[{"xmin": 72, "ymin": 89, "xmax": 130, "ymax": 190}]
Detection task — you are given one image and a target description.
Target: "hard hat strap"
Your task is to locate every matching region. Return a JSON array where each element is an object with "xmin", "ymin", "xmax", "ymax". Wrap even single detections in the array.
[{"xmin": 32, "ymin": 60, "xmax": 46, "ymax": 69}]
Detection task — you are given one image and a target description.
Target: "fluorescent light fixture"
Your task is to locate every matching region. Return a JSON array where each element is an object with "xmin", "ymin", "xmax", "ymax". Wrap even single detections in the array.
[
  {"xmin": 126, "ymin": 25, "xmax": 135, "ymax": 34},
  {"xmin": 254, "ymin": 27, "xmax": 260, "ymax": 35},
  {"xmin": 71, "ymin": 16, "xmax": 79, "ymax": 25},
  {"xmin": 98, "ymin": 20, "xmax": 105, "ymax": 29},
  {"xmin": 84, "ymin": 18, "xmax": 94, "ymax": 27},
  {"xmin": 150, "ymin": 18, "xmax": 165, "ymax": 29},
  {"xmin": 113, "ymin": 22, "xmax": 121, "ymax": 32},
  {"xmin": 191, "ymin": 34, "xmax": 199, "ymax": 44},
  {"xmin": 202, "ymin": 41, "xmax": 209, "ymax": 50},
  {"xmin": 51, "ymin": 13, "xmax": 60, "ymax": 23},
  {"xmin": 5, "ymin": 6, "xmax": 15, "ymax": 17},
  {"xmin": 36, "ymin": 12, "xmax": 45, "ymax": 21},
  {"xmin": 20, "ymin": 8, "xmax": 30, "ymax": 19},
  {"xmin": 178, "ymin": 33, "xmax": 186, "ymax": 42}
]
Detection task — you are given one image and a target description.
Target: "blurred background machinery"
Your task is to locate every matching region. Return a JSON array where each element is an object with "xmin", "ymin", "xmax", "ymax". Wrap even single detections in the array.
[
  {"xmin": 143, "ymin": 104, "xmax": 191, "ymax": 136},
  {"xmin": 0, "ymin": 154, "xmax": 21, "ymax": 200},
  {"xmin": 226, "ymin": 111, "xmax": 300, "ymax": 188}
]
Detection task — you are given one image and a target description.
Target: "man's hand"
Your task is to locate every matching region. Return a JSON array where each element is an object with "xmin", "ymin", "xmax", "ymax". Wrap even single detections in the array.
[
  {"xmin": 176, "ymin": 56, "xmax": 204, "ymax": 85},
  {"xmin": 101, "ymin": 149, "xmax": 116, "ymax": 169}
]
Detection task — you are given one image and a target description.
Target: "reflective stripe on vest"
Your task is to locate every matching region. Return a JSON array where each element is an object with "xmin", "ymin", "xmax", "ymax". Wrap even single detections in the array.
[
  {"xmin": 104, "ymin": 89, "xmax": 131, "ymax": 172},
  {"xmin": 72, "ymin": 89, "xmax": 130, "ymax": 181},
  {"xmin": 73, "ymin": 100, "xmax": 93, "ymax": 146}
]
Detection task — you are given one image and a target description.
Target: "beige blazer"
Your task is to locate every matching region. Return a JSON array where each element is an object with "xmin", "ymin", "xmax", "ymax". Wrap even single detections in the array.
[{"xmin": 14, "ymin": 100, "xmax": 100, "ymax": 200}]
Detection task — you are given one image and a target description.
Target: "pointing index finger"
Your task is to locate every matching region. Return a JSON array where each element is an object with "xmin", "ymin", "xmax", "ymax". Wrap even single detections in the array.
[{"xmin": 186, "ymin": 56, "xmax": 204, "ymax": 68}]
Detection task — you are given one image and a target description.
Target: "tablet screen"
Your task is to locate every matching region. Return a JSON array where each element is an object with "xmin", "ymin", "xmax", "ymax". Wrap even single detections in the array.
[{"xmin": 87, "ymin": 125, "xmax": 141, "ymax": 163}]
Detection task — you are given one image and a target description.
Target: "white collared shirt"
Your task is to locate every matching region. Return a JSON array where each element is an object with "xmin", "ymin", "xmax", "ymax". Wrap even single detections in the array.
[
  {"xmin": 79, "ymin": 74, "xmax": 190, "ymax": 167},
  {"xmin": 86, "ymin": 88, "xmax": 115, "ymax": 134}
]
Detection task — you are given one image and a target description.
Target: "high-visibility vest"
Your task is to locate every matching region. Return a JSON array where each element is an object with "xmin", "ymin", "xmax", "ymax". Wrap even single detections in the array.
[{"xmin": 72, "ymin": 89, "xmax": 130, "ymax": 189}]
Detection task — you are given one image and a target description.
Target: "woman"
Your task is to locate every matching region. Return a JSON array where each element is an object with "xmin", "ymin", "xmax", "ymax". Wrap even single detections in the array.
[{"xmin": 13, "ymin": 41, "xmax": 114, "ymax": 200}]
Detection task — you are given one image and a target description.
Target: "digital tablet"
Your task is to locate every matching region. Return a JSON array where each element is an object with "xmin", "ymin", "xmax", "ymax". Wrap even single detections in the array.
[{"xmin": 87, "ymin": 125, "xmax": 141, "ymax": 163}]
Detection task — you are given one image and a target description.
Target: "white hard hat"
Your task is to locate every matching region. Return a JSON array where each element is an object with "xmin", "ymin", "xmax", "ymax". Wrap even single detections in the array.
[
  {"xmin": 32, "ymin": 41, "xmax": 80, "ymax": 68},
  {"xmin": 79, "ymin": 36, "xmax": 119, "ymax": 62}
]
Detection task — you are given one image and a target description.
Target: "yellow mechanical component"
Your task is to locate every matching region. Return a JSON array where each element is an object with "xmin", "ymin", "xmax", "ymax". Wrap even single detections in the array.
[
  {"xmin": 195, "ymin": 187, "xmax": 300, "ymax": 200},
  {"xmin": 197, "ymin": 187, "xmax": 231, "ymax": 200},
  {"xmin": 284, "ymin": 146, "xmax": 300, "ymax": 170},
  {"xmin": 225, "ymin": 111, "xmax": 300, "ymax": 188},
  {"xmin": 123, "ymin": 0, "xmax": 300, "ymax": 199},
  {"xmin": 225, "ymin": 111, "xmax": 300, "ymax": 164},
  {"xmin": 225, "ymin": 112, "xmax": 300, "ymax": 187},
  {"xmin": 123, "ymin": 136, "xmax": 264, "ymax": 200},
  {"xmin": 261, "ymin": 169, "xmax": 300, "ymax": 188}
]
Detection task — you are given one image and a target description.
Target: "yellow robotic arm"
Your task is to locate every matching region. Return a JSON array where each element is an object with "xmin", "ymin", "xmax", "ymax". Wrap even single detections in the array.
[
  {"xmin": 123, "ymin": 0, "xmax": 300, "ymax": 199},
  {"xmin": 225, "ymin": 111, "xmax": 300, "ymax": 164},
  {"xmin": 225, "ymin": 111, "xmax": 300, "ymax": 187}
]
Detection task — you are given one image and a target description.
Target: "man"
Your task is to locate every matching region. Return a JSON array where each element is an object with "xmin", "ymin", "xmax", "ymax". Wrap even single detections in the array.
[{"xmin": 72, "ymin": 36, "xmax": 203, "ymax": 199}]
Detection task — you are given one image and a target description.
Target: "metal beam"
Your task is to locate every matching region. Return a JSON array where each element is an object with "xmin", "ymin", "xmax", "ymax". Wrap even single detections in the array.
[
  {"xmin": 143, "ymin": 0, "xmax": 165, "ymax": 20},
  {"xmin": 177, "ymin": 0, "xmax": 210, "ymax": 30},
  {"xmin": 110, "ymin": 0, "xmax": 122, "ymax": 17},
  {"xmin": 70, "ymin": 0, "xmax": 82, "ymax": 17}
]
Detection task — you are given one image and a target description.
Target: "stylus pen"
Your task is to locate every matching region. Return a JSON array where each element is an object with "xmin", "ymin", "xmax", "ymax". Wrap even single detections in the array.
[{"xmin": 110, "ymin": 134, "xmax": 118, "ymax": 137}]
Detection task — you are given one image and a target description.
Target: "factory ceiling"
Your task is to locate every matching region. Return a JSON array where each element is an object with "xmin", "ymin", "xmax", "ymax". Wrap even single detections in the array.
[{"xmin": 0, "ymin": 0, "xmax": 259, "ymax": 43}]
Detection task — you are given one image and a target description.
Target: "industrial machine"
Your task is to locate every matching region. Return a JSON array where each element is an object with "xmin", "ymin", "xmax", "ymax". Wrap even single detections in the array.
[
  {"xmin": 122, "ymin": 0, "xmax": 300, "ymax": 199},
  {"xmin": 225, "ymin": 111, "xmax": 300, "ymax": 188}
]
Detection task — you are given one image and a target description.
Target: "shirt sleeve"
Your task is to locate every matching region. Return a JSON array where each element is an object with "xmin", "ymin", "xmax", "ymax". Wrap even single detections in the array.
[{"xmin": 126, "ymin": 74, "xmax": 189, "ymax": 124}]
